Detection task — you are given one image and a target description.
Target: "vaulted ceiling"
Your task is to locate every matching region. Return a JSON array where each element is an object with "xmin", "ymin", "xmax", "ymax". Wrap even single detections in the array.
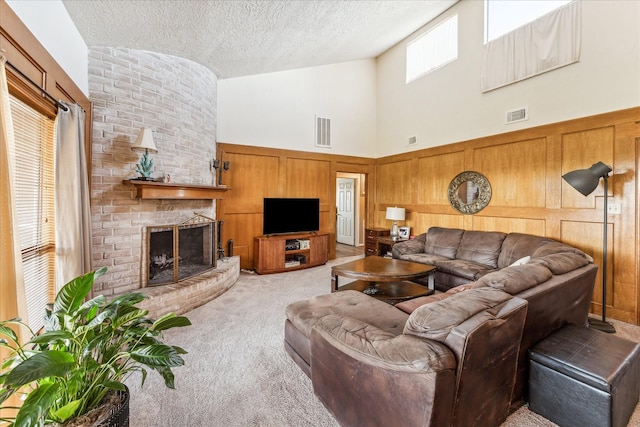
[{"xmin": 62, "ymin": 0, "xmax": 457, "ymax": 79}]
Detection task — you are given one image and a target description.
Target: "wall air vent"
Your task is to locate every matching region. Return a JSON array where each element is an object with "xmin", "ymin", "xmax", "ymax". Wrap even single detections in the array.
[
  {"xmin": 505, "ymin": 106, "xmax": 529, "ymax": 124},
  {"xmin": 315, "ymin": 116, "xmax": 331, "ymax": 148}
]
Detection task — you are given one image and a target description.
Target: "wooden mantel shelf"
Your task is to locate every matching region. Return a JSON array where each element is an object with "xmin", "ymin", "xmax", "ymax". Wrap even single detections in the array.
[{"xmin": 123, "ymin": 180, "xmax": 229, "ymax": 200}]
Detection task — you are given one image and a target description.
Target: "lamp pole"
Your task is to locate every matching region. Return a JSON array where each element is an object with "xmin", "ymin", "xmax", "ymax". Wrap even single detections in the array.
[
  {"xmin": 589, "ymin": 175, "xmax": 615, "ymax": 333},
  {"xmin": 562, "ymin": 161, "xmax": 615, "ymax": 333}
]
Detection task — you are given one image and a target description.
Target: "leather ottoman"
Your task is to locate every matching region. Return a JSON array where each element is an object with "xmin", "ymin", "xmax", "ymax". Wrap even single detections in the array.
[{"xmin": 528, "ymin": 324, "xmax": 640, "ymax": 427}]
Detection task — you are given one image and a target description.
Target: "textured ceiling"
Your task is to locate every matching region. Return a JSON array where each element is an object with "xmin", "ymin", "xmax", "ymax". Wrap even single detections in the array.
[{"xmin": 62, "ymin": 0, "xmax": 457, "ymax": 79}]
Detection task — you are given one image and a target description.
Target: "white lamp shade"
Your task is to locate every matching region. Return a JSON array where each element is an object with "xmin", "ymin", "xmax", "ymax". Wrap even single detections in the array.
[
  {"xmin": 131, "ymin": 128, "xmax": 157, "ymax": 152},
  {"xmin": 385, "ymin": 207, "xmax": 405, "ymax": 221}
]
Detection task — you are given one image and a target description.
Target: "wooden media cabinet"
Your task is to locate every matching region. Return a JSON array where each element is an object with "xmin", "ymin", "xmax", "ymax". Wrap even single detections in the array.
[{"xmin": 254, "ymin": 232, "xmax": 329, "ymax": 274}]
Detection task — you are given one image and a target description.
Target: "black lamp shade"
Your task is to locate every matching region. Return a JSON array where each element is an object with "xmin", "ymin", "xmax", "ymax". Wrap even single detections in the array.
[{"xmin": 562, "ymin": 161, "xmax": 612, "ymax": 196}]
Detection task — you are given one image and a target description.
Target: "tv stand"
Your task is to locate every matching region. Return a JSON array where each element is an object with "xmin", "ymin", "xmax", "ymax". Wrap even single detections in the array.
[{"xmin": 254, "ymin": 232, "xmax": 329, "ymax": 274}]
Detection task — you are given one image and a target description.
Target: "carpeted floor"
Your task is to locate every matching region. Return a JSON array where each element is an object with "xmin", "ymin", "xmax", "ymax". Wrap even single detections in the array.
[{"xmin": 127, "ymin": 255, "xmax": 640, "ymax": 426}]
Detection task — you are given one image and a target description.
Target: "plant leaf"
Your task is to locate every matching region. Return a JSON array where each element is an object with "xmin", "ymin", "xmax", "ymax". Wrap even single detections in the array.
[
  {"xmin": 0, "ymin": 383, "xmax": 16, "ymax": 404},
  {"xmin": 111, "ymin": 308, "xmax": 148, "ymax": 330},
  {"xmin": 108, "ymin": 292, "xmax": 146, "ymax": 307},
  {"xmin": 0, "ymin": 324, "xmax": 19, "ymax": 345},
  {"xmin": 151, "ymin": 314, "xmax": 192, "ymax": 332},
  {"xmin": 172, "ymin": 345, "xmax": 188, "ymax": 355},
  {"xmin": 51, "ymin": 399, "xmax": 82, "ymax": 423},
  {"xmin": 102, "ymin": 381, "xmax": 126, "ymax": 391},
  {"xmin": 154, "ymin": 365, "xmax": 176, "ymax": 389},
  {"xmin": 29, "ymin": 330, "xmax": 73, "ymax": 345},
  {"xmin": 4, "ymin": 351, "xmax": 75, "ymax": 387},
  {"xmin": 14, "ymin": 382, "xmax": 60, "ymax": 427},
  {"xmin": 78, "ymin": 294, "xmax": 107, "ymax": 313},
  {"xmin": 53, "ymin": 267, "xmax": 107, "ymax": 315},
  {"xmin": 129, "ymin": 344, "xmax": 185, "ymax": 368}
]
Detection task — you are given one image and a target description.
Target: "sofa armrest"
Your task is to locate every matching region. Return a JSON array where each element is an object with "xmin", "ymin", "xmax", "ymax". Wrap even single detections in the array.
[
  {"xmin": 392, "ymin": 233, "xmax": 426, "ymax": 258},
  {"xmin": 310, "ymin": 314, "xmax": 456, "ymax": 427}
]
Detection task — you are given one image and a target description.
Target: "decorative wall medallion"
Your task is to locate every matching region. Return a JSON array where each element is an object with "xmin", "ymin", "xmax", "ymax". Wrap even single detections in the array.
[{"xmin": 448, "ymin": 171, "xmax": 492, "ymax": 214}]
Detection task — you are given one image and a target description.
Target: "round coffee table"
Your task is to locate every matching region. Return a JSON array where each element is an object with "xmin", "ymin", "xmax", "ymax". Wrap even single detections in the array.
[
  {"xmin": 337, "ymin": 279, "xmax": 432, "ymax": 304},
  {"xmin": 331, "ymin": 256, "xmax": 436, "ymax": 302}
]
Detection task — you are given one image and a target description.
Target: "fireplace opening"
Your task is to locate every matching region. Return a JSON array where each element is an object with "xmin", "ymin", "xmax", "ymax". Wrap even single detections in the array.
[{"xmin": 146, "ymin": 215, "xmax": 217, "ymax": 286}]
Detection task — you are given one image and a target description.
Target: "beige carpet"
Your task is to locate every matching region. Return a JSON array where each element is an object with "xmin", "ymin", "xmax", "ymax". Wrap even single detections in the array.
[{"xmin": 126, "ymin": 255, "xmax": 640, "ymax": 427}]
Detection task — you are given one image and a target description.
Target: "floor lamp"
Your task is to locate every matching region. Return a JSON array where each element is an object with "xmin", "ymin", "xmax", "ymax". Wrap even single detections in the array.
[{"xmin": 562, "ymin": 161, "xmax": 615, "ymax": 333}]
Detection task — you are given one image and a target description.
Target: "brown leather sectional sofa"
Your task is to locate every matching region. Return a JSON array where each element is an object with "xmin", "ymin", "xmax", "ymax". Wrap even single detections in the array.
[
  {"xmin": 393, "ymin": 227, "xmax": 559, "ymax": 292},
  {"xmin": 284, "ymin": 227, "xmax": 598, "ymax": 426}
]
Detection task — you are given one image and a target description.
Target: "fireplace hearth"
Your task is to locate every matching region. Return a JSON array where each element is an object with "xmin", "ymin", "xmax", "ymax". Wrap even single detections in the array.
[{"xmin": 145, "ymin": 215, "xmax": 216, "ymax": 286}]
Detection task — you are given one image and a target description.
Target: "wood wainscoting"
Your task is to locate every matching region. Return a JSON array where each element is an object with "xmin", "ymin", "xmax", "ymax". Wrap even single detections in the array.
[
  {"xmin": 215, "ymin": 143, "xmax": 376, "ymax": 272},
  {"xmin": 218, "ymin": 107, "xmax": 640, "ymax": 325},
  {"xmin": 374, "ymin": 107, "xmax": 640, "ymax": 325}
]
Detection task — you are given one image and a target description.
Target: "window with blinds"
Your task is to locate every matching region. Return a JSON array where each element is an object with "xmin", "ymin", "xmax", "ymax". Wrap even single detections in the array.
[{"xmin": 10, "ymin": 95, "xmax": 56, "ymax": 332}]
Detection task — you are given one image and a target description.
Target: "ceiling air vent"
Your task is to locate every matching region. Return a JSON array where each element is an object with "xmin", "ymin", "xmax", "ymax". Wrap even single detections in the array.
[
  {"xmin": 505, "ymin": 106, "xmax": 529, "ymax": 124},
  {"xmin": 315, "ymin": 116, "xmax": 331, "ymax": 148}
]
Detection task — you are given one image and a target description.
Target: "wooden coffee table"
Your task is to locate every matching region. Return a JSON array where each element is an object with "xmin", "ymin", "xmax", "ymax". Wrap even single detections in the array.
[{"xmin": 331, "ymin": 256, "xmax": 436, "ymax": 302}]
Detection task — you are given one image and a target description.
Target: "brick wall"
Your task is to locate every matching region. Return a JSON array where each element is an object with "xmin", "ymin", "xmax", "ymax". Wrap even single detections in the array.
[{"xmin": 88, "ymin": 48, "xmax": 218, "ymax": 295}]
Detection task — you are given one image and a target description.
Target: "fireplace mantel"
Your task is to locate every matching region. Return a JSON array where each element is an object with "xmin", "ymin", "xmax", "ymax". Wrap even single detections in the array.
[{"xmin": 124, "ymin": 180, "xmax": 229, "ymax": 200}]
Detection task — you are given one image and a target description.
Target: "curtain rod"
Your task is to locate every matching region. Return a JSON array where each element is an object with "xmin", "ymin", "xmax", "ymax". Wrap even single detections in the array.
[{"xmin": 5, "ymin": 60, "xmax": 69, "ymax": 112}]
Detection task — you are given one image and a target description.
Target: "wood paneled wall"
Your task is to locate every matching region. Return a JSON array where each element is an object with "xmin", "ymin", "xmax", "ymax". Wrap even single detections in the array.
[
  {"xmin": 374, "ymin": 108, "xmax": 640, "ymax": 324},
  {"xmin": 218, "ymin": 108, "xmax": 639, "ymax": 324},
  {"xmin": 215, "ymin": 143, "xmax": 376, "ymax": 270}
]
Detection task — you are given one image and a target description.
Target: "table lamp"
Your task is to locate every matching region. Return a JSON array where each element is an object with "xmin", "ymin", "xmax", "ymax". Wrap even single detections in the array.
[
  {"xmin": 131, "ymin": 128, "xmax": 157, "ymax": 180},
  {"xmin": 386, "ymin": 207, "xmax": 405, "ymax": 241}
]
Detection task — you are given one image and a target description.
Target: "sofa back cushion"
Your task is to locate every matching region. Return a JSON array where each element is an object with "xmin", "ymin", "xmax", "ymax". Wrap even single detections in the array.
[
  {"xmin": 456, "ymin": 230, "xmax": 507, "ymax": 268},
  {"xmin": 529, "ymin": 252, "xmax": 591, "ymax": 275},
  {"xmin": 471, "ymin": 263, "xmax": 553, "ymax": 294},
  {"xmin": 403, "ymin": 287, "xmax": 512, "ymax": 342},
  {"xmin": 425, "ymin": 227, "xmax": 464, "ymax": 259},
  {"xmin": 497, "ymin": 233, "xmax": 554, "ymax": 268}
]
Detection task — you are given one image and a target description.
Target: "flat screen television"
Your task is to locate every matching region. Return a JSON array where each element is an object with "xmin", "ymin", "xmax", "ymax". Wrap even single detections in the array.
[{"xmin": 263, "ymin": 198, "xmax": 320, "ymax": 235}]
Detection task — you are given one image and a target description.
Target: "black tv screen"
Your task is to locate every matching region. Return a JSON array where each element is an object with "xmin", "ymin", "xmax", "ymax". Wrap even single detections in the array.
[{"xmin": 263, "ymin": 198, "xmax": 320, "ymax": 235}]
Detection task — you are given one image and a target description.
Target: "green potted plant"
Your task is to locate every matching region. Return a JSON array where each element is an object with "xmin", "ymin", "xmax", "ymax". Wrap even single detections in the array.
[{"xmin": 0, "ymin": 266, "xmax": 191, "ymax": 426}]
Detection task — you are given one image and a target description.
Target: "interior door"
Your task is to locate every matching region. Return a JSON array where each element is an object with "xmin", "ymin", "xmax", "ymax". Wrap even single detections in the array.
[{"xmin": 336, "ymin": 178, "xmax": 355, "ymax": 245}]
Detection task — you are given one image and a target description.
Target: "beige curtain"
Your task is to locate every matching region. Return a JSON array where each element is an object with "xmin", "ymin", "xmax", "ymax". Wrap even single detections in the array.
[
  {"xmin": 481, "ymin": 1, "xmax": 581, "ymax": 92},
  {"xmin": 0, "ymin": 56, "xmax": 27, "ymax": 324},
  {"xmin": 0, "ymin": 56, "xmax": 27, "ymax": 418},
  {"xmin": 55, "ymin": 102, "xmax": 91, "ymax": 289}
]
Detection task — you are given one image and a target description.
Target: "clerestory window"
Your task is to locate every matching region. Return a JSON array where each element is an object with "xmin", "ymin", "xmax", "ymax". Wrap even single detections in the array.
[{"xmin": 406, "ymin": 14, "xmax": 458, "ymax": 83}]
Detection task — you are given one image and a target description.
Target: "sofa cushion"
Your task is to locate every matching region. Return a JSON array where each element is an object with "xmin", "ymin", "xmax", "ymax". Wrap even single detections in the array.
[
  {"xmin": 532, "ymin": 241, "xmax": 593, "ymax": 262},
  {"xmin": 456, "ymin": 230, "xmax": 507, "ymax": 268},
  {"xmin": 425, "ymin": 227, "xmax": 464, "ymax": 259},
  {"xmin": 497, "ymin": 233, "xmax": 554, "ymax": 268},
  {"xmin": 471, "ymin": 264, "xmax": 553, "ymax": 294},
  {"xmin": 391, "ymin": 233, "xmax": 426, "ymax": 258},
  {"xmin": 529, "ymin": 252, "xmax": 591, "ymax": 275},
  {"xmin": 397, "ymin": 253, "xmax": 451, "ymax": 265},
  {"xmin": 395, "ymin": 292, "xmax": 452, "ymax": 314},
  {"xmin": 403, "ymin": 287, "xmax": 512, "ymax": 342},
  {"xmin": 434, "ymin": 259, "xmax": 496, "ymax": 280},
  {"xmin": 315, "ymin": 315, "xmax": 456, "ymax": 373},
  {"xmin": 286, "ymin": 290, "xmax": 408, "ymax": 339}
]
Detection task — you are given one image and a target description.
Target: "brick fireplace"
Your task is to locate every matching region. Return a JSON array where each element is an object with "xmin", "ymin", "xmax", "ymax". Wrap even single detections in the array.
[
  {"xmin": 145, "ymin": 215, "xmax": 216, "ymax": 287},
  {"xmin": 88, "ymin": 47, "xmax": 239, "ymax": 317}
]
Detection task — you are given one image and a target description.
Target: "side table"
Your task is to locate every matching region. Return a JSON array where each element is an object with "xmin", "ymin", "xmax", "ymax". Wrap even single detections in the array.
[{"xmin": 365, "ymin": 228, "xmax": 390, "ymax": 256}]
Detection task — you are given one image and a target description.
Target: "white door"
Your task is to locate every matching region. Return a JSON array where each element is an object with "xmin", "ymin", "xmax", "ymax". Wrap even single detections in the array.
[{"xmin": 336, "ymin": 178, "xmax": 355, "ymax": 245}]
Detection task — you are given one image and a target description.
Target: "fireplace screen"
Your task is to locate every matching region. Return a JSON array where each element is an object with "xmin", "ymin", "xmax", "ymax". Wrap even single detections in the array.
[{"xmin": 146, "ymin": 216, "xmax": 216, "ymax": 286}]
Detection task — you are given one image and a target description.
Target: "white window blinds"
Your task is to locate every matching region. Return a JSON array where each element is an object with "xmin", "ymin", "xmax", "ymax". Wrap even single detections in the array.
[
  {"xmin": 10, "ymin": 95, "xmax": 56, "ymax": 332},
  {"xmin": 481, "ymin": 1, "xmax": 580, "ymax": 92}
]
